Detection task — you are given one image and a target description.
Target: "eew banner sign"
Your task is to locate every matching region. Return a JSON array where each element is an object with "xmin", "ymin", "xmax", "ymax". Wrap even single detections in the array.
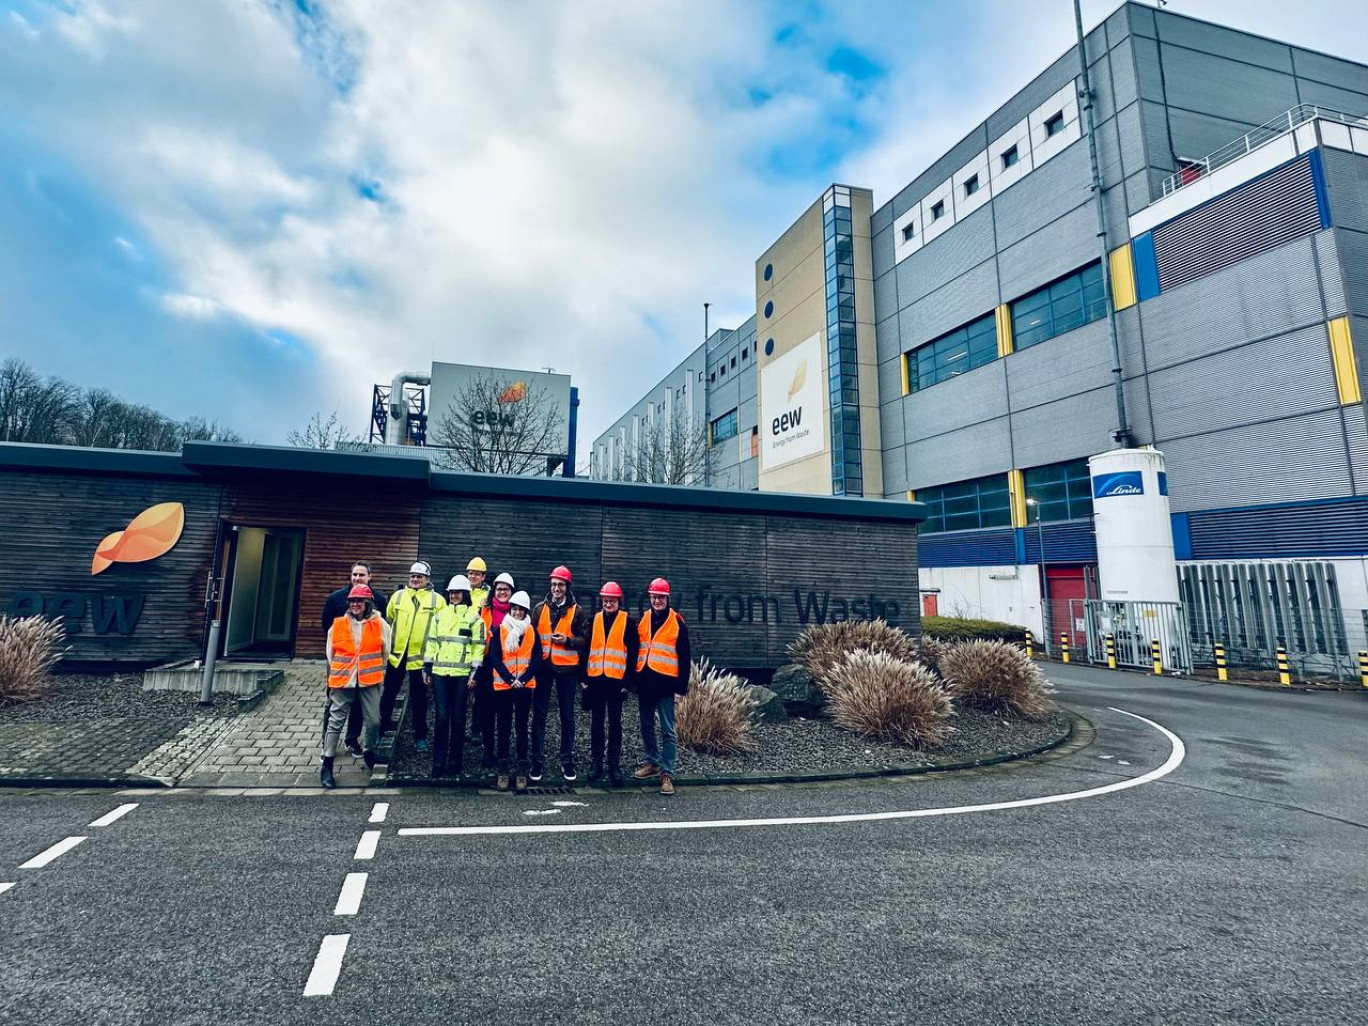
[{"xmin": 760, "ymin": 332, "xmax": 827, "ymax": 470}]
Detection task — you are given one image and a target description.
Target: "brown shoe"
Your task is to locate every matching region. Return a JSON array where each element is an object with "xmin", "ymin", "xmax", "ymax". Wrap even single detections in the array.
[
  {"xmin": 633, "ymin": 763, "xmax": 661, "ymax": 780},
  {"xmin": 660, "ymin": 774, "xmax": 675, "ymax": 796},
  {"xmin": 496, "ymin": 773, "xmax": 509, "ymax": 791},
  {"xmin": 515, "ymin": 774, "xmax": 528, "ymax": 791}
]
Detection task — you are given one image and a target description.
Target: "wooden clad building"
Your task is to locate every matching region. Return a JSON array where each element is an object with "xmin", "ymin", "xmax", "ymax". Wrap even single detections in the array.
[{"xmin": 0, "ymin": 442, "xmax": 925, "ymax": 669}]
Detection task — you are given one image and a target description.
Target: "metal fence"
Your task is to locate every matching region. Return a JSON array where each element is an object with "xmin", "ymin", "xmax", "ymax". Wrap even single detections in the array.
[{"xmin": 1083, "ymin": 600, "xmax": 1193, "ymax": 674}]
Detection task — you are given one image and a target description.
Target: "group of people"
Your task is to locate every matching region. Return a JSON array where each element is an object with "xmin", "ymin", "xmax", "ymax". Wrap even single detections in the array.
[{"xmin": 320, "ymin": 558, "xmax": 691, "ymax": 795}]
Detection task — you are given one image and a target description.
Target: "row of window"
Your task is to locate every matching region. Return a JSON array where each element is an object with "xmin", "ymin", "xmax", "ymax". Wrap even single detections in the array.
[
  {"xmin": 708, "ymin": 344, "xmax": 751, "ymax": 385},
  {"xmin": 825, "ymin": 195, "xmax": 862, "ymax": 497},
  {"xmin": 905, "ymin": 262, "xmax": 1104, "ymax": 393},
  {"xmin": 711, "ymin": 408, "xmax": 738, "ymax": 443},
  {"xmin": 916, "ymin": 459, "xmax": 1092, "ymax": 534}
]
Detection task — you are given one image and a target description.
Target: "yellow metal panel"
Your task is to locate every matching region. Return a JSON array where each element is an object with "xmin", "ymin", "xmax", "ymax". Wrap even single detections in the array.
[
  {"xmin": 900, "ymin": 352, "xmax": 910, "ymax": 396},
  {"xmin": 906, "ymin": 489, "xmax": 916, "ymax": 503},
  {"xmin": 1330, "ymin": 318, "xmax": 1362, "ymax": 405},
  {"xmin": 1007, "ymin": 469, "xmax": 1026, "ymax": 528},
  {"xmin": 995, "ymin": 305, "xmax": 1013, "ymax": 358},
  {"xmin": 1109, "ymin": 243, "xmax": 1137, "ymax": 311}
]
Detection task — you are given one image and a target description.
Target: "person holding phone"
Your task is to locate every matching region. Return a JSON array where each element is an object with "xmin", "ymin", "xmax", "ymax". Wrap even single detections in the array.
[
  {"xmin": 489, "ymin": 590, "xmax": 542, "ymax": 791},
  {"xmin": 422, "ymin": 575, "xmax": 487, "ymax": 779},
  {"xmin": 531, "ymin": 565, "xmax": 589, "ymax": 782}
]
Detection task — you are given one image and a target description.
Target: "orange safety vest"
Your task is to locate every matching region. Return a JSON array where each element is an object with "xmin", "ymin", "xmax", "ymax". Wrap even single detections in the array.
[
  {"xmin": 587, "ymin": 611, "xmax": 629, "ymax": 680},
  {"xmin": 496, "ymin": 620, "xmax": 537, "ymax": 692},
  {"xmin": 636, "ymin": 609, "xmax": 682, "ymax": 677},
  {"xmin": 328, "ymin": 617, "xmax": 385, "ymax": 688},
  {"xmin": 537, "ymin": 603, "xmax": 580, "ymax": 667}
]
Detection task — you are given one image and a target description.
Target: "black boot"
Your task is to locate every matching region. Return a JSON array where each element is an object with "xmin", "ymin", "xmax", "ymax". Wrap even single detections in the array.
[
  {"xmin": 363, "ymin": 749, "xmax": 376, "ymax": 770},
  {"xmin": 588, "ymin": 760, "xmax": 604, "ymax": 784},
  {"xmin": 320, "ymin": 756, "xmax": 337, "ymax": 789},
  {"xmin": 608, "ymin": 766, "xmax": 623, "ymax": 788}
]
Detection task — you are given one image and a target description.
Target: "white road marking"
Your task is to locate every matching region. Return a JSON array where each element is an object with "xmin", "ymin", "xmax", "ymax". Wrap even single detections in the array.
[
  {"xmin": 19, "ymin": 836, "xmax": 88, "ymax": 869},
  {"xmin": 0, "ymin": 883, "xmax": 15, "ymax": 896},
  {"xmin": 368, "ymin": 802, "xmax": 389, "ymax": 824},
  {"xmin": 303, "ymin": 934, "xmax": 350, "ymax": 997},
  {"xmin": 398, "ymin": 708, "xmax": 1185, "ymax": 838},
  {"xmin": 551, "ymin": 801, "xmax": 588, "ymax": 807},
  {"xmin": 89, "ymin": 803, "xmax": 139, "ymax": 827},
  {"xmin": 523, "ymin": 809, "xmax": 561, "ymax": 817},
  {"xmin": 333, "ymin": 873, "xmax": 368, "ymax": 916},
  {"xmin": 354, "ymin": 830, "xmax": 380, "ymax": 860}
]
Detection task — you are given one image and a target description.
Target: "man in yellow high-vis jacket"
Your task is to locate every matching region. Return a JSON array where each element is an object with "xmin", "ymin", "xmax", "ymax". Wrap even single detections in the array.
[{"xmin": 381, "ymin": 560, "xmax": 446, "ymax": 750}]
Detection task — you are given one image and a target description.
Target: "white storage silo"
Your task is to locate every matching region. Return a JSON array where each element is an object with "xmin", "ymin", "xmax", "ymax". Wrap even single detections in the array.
[{"xmin": 1088, "ymin": 446, "xmax": 1179, "ymax": 603}]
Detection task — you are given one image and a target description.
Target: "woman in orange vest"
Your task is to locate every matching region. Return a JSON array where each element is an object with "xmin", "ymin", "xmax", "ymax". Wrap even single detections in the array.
[
  {"xmin": 321, "ymin": 585, "xmax": 392, "ymax": 789},
  {"xmin": 633, "ymin": 577, "xmax": 690, "ymax": 796},
  {"xmin": 488, "ymin": 590, "xmax": 544, "ymax": 792},
  {"xmin": 583, "ymin": 581, "xmax": 639, "ymax": 787}
]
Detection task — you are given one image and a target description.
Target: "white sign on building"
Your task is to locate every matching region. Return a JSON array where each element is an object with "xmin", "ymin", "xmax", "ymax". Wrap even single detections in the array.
[{"xmin": 759, "ymin": 332, "xmax": 827, "ymax": 471}]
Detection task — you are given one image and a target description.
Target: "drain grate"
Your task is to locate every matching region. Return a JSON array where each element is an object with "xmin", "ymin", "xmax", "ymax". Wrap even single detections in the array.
[{"xmin": 523, "ymin": 786, "xmax": 575, "ymax": 796}]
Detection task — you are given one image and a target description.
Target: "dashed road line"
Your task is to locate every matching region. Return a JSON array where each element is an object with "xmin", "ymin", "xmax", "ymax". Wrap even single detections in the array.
[
  {"xmin": 88, "ymin": 803, "xmax": 139, "ymax": 827},
  {"xmin": 0, "ymin": 882, "xmax": 15, "ymax": 897},
  {"xmin": 354, "ymin": 830, "xmax": 380, "ymax": 860},
  {"xmin": 368, "ymin": 803, "xmax": 389, "ymax": 824},
  {"xmin": 397, "ymin": 707, "xmax": 1185, "ymax": 839},
  {"xmin": 19, "ymin": 836, "xmax": 88, "ymax": 869},
  {"xmin": 303, "ymin": 934, "xmax": 350, "ymax": 997},
  {"xmin": 333, "ymin": 873, "xmax": 368, "ymax": 916}
]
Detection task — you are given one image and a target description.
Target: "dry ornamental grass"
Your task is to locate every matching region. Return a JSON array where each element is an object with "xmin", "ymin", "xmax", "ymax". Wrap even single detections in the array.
[
  {"xmin": 788, "ymin": 619, "xmax": 919, "ymax": 687},
  {"xmin": 823, "ymin": 650, "xmax": 954, "ymax": 749},
  {"xmin": 676, "ymin": 658, "xmax": 760, "ymax": 756},
  {"xmin": 0, "ymin": 615, "xmax": 68, "ymax": 705},
  {"xmin": 915, "ymin": 635, "xmax": 948, "ymax": 679},
  {"xmin": 939, "ymin": 639, "xmax": 1054, "ymax": 720}
]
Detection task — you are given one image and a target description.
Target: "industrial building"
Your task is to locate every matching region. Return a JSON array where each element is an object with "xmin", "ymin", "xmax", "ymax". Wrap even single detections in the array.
[{"xmin": 594, "ymin": 1, "xmax": 1368, "ymax": 672}]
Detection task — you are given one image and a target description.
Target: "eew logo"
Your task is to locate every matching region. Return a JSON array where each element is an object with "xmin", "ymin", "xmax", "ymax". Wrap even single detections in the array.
[
  {"xmin": 1092, "ymin": 471, "xmax": 1144, "ymax": 499},
  {"xmin": 771, "ymin": 406, "xmax": 802, "ymax": 434}
]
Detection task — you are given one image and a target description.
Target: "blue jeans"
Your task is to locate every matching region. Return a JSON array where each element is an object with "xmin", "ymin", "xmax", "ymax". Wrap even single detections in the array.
[
  {"xmin": 639, "ymin": 694, "xmax": 677, "ymax": 775},
  {"xmin": 532, "ymin": 673, "xmax": 579, "ymax": 768}
]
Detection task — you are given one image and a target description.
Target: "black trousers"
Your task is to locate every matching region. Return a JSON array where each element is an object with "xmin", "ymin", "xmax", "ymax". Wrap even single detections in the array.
[
  {"xmin": 471, "ymin": 667, "xmax": 496, "ymax": 763},
  {"xmin": 586, "ymin": 680, "xmax": 626, "ymax": 769},
  {"xmin": 430, "ymin": 674, "xmax": 471, "ymax": 775},
  {"xmin": 494, "ymin": 687, "xmax": 533, "ymax": 774},
  {"xmin": 381, "ymin": 663, "xmax": 429, "ymax": 740},
  {"xmin": 532, "ymin": 672, "xmax": 579, "ymax": 767}
]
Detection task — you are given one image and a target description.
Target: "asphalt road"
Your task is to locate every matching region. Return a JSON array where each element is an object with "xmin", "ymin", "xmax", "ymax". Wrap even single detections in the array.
[{"xmin": 2, "ymin": 664, "xmax": 1365, "ymax": 1026}]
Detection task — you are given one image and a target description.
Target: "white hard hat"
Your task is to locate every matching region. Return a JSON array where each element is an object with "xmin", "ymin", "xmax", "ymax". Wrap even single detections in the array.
[
  {"xmin": 409, "ymin": 560, "xmax": 432, "ymax": 576},
  {"xmin": 509, "ymin": 590, "xmax": 531, "ymax": 611},
  {"xmin": 494, "ymin": 572, "xmax": 515, "ymax": 588},
  {"xmin": 447, "ymin": 574, "xmax": 472, "ymax": 593}
]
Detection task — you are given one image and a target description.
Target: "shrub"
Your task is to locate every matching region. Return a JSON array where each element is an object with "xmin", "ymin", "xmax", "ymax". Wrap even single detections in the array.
[
  {"xmin": 939, "ymin": 639, "xmax": 1053, "ymax": 719},
  {"xmin": 823, "ymin": 651, "xmax": 953, "ymax": 749},
  {"xmin": 788, "ymin": 619, "xmax": 919, "ymax": 688},
  {"xmin": 915, "ymin": 635, "xmax": 948, "ymax": 679},
  {"xmin": 0, "ymin": 615, "xmax": 67, "ymax": 705},
  {"xmin": 921, "ymin": 615, "xmax": 1028, "ymax": 645},
  {"xmin": 677, "ymin": 659, "xmax": 760, "ymax": 756}
]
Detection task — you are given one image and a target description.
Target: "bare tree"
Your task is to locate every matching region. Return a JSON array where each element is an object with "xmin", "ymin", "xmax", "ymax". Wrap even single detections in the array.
[
  {"xmin": 69, "ymin": 389, "xmax": 128, "ymax": 448},
  {"xmin": 430, "ymin": 373, "xmax": 567, "ymax": 475},
  {"xmin": 287, "ymin": 410, "xmax": 359, "ymax": 450},
  {"xmin": 0, "ymin": 358, "xmax": 80, "ymax": 444},
  {"xmin": 620, "ymin": 406, "xmax": 716, "ymax": 486},
  {"xmin": 180, "ymin": 417, "xmax": 243, "ymax": 444}
]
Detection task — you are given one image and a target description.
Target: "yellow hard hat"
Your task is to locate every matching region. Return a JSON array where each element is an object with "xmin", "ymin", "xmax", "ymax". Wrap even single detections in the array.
[{"xmin": 466, "ymin": 557, "xmax": 487, "ymax": 572}]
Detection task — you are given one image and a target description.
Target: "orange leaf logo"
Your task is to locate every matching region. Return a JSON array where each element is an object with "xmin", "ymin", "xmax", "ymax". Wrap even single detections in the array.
[
  {"xmin": 497, "ymin": 381, "xmax": 528, "ymax": 404},
  {"xmin": 92, "ymin": 502, "xmax": 185, "ymax": 576},
  {"xmin": 787, "ymin": 359, "xmax": 808, "ymax": 402}
]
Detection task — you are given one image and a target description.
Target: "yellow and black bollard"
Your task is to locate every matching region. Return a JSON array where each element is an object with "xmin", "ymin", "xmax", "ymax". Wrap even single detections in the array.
[
  {"xmin": 1060, "ymin": 632, "xmax": 1070, "ymax": 663},
  {"xmin": 1214, "ymin": 642, "xmax": 1228, "ymax": 682},
  {"xmin": 1276, "ymin": 645, "xmax": 1291, "ymax": 687},
  {"xmin": 1151, "ymin": 639, "xmax": 1162, "ymax": 675},
  {"xmin": 1025, "ymin": 630, "xmax": 1034, "ymax": 660},
  {"xmin": 1358, "ymin": 650, "xmax": 1368, "ymax": 689},
  {"xmin": 1105, "ymin": 633, "xmax": 1117, "ymax": 670}
]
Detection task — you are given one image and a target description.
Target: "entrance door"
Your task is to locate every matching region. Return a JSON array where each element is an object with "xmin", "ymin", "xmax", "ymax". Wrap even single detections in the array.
[
  {"xmin": 1045, "ymin": 565, "xmax": 1089, "ymax": 654},
  {"xmin": 223, "ymin": 526, "xmax": 305, "ymax": 656}
]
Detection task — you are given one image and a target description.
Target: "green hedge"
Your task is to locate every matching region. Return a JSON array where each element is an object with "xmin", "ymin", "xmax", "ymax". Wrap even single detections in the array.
[{"xmin": 920, "ymin": 615, "xmax": 1028, "ymax": 644}]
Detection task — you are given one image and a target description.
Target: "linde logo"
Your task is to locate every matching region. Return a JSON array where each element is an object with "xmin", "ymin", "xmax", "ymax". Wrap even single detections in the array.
[{"xmin": 1093, "ymin": 470, "xmax": 1145, "ymax": 500}]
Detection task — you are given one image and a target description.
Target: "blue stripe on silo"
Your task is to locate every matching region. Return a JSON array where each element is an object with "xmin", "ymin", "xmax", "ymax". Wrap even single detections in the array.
[
  {"xmin": 1132, "ymin": 233, "xmax": 1160, "ymax": 301},
  {"xmin": 1309, "ymin": 148, "xmax": 1332, "ymax": 229},
  {"xmin": 1170, "ymin": 512, "xmax": 1192, "ymax": 560},
  {"xmin": 918, "ymin": 529, "xmax": 1017, "ymax": 567},
  {"xmin": 1186, "ymin": 497, "xmax": 1368, "ymax": 559},
  {"xmin": 1021, "ymin": 519, "xmax": 1098, "ymax": 564}
]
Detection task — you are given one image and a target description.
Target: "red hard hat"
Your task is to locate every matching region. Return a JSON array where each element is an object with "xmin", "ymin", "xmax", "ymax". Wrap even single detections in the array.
[
  {"xmin": 599, "ymin": 581, "xmax": 624, "ymax": 598},
  {"xmin": 648, "ymin": 577, "xmax": 670, "ymax": 596},
  {"xmin": 550, "ymin": 565, "xmax": 573, "ymax": 583},
  {"xmin": 347, "ymin": 585, "xmax": 374, "ymax": 601}
]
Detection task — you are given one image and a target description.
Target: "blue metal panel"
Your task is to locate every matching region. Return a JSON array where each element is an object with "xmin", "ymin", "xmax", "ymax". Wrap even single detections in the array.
[
  {"xmin": 1170, "ymin": 512, "xmax": 1192, "ymax": 560},
  {"xmin": 1022, "ymin": 519, "xmax": 1098, "ymax": 564},
  {"xmin": 1133, "ymin": 233, "xmax": 1160, "ymax": 301},
  {"xmin": 1187, "ymin": 497, "xmax": 1368, "ymax": 559},
  {"xmin": 1014, "ymin": 527, "xmax": 1028, "ymax": 565},
  {"xmin": 1309, "ymin": 148, "xmax": 1332, "ymax": 229},
  {"xmin": 919, "ymin": 529, "xmax": 1017, "ymax": 568}
]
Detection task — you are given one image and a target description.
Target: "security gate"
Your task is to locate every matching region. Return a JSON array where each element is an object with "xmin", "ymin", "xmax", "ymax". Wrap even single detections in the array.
[{"xmin": 1084, "ymin": 600, "xmax": 1192, "ymax": 673}]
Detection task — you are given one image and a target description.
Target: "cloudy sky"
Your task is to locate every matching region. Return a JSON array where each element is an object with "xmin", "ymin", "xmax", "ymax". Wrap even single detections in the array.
[{"xmin": 2, "ymin": 0, "xmax": 1364, "ymax": 447}]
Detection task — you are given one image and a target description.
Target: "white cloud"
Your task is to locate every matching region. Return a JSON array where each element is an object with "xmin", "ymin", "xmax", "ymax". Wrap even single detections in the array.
[
  {"xmin": 160, "ymin": 292, "xmax": 225, "ymax": 320},
  {"xmin": 9, "ymin": 11, "xmax": 39, "ymax": 42}
]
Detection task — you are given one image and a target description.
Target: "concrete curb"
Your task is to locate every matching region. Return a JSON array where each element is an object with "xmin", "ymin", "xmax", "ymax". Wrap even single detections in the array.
[{"xmin": 0, "ymin": 773, "xmax": 173, "ymax": 790}]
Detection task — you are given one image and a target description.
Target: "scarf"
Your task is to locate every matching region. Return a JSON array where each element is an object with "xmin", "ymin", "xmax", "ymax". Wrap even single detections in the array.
[
  {"xmin": 488, "ymin": 596, "xmax": 510, "ymax": 629},
  {"xmin": 501, "ymin": 613, "xmax": 530, "ymax": 649}
]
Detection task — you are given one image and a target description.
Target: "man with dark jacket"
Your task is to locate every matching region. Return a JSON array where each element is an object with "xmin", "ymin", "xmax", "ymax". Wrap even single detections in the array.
[
  {"xmin": 633, "ymin": 577, "xmax": 690, "ymax": 795},
  {"xmin": 530, "ymin": 565, "xmax": 589, "ymax": 782},
  {"xmin": 321, "ymin": 562, "xmax": 389, "ymax": 757},
  {"xmin": 583, "ymin": 581, "xmax": 638, "ymax": 787}
]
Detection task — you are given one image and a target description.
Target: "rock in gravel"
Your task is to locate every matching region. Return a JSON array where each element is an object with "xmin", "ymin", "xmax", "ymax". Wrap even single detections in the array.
[
  {"xmin": 744, "ymin": 685, "xmax": 787, "ymax": 722},
  {"xmin": 770, "ymin": 664, "xmax": 824, "ymax": 715}
]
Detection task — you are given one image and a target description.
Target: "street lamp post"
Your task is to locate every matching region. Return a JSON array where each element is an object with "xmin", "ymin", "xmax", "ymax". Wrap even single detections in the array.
[{"xmin": 1026, "ymin": 497, "xmax": 1050, "ymax": 657}]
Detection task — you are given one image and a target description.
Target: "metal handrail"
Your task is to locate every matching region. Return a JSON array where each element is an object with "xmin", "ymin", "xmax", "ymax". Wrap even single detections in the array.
[{"xmin": 1159, "ymin": 103, "xmax": 1368, "ymax": 197}]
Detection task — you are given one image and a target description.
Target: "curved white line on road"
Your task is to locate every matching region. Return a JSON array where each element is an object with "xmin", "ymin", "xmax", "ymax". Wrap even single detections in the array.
[{"xmin": 398, "ymin": 707, "xmax": 1185, "ymax": 838}]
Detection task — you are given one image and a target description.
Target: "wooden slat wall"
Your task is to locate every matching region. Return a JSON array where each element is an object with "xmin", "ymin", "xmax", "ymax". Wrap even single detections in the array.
[{"xmin": 0, "ymin": 471, "xmax": 222, "ymax": 664}]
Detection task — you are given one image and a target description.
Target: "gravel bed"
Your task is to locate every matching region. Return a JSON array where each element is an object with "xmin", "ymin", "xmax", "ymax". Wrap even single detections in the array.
[
  {"xmin": 1, "ymin": 673, "xmax": 240, "ymax": 724},
  {"xmin": 389, "ymin": 696, "xmax": 1071, "ymax": 782}
]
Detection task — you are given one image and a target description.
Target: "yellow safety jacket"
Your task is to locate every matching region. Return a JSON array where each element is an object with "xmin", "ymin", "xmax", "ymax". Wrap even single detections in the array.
[
  {"xmin": 424, "ymin": 603, "xmax": 487, "ymax": 677},
  {"xmin": 470, "ymin": 586, "xmax": 490, "ymax": 610},
  {"xmin": 386, "ymin": 587, "xmax": 446, "ymax": 669}
]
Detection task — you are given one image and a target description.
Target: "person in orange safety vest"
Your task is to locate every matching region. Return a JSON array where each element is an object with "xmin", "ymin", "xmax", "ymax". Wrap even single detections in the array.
[
  {"xmin": 321, "ymin": 585, "xmax": 392, "ymax": 789},
  {"xmin": 633, "ymin": 577, "xmax": 690, "ymax": 796},
  {"xmin": 583, "ymin": 581, "xmax": 639, "ymax": 787},
  {"xmin": 530, "ymin": 565, "xmax": 589, "ymax": 783},
  {"xmin": 488, "ymin": 590, "xmax": 543, "ymax": 792}
]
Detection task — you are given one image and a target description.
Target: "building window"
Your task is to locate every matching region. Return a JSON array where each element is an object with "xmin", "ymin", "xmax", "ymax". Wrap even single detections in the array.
[
  {"xmin": 709, "ymin": 372, "xmax": 715, "ymax": 383},
  {"xmin": 1023, "ymin": 458, "xmax": 1093, "ymax": 524},
  {"xmin": 1011, "ymin": 262, "xmax": 1105, "ymax": 351},
  {"xmin": 711, "ymin": 408, "xmax": 739, "ymax": 444},
  {"xmin": 763, "ymin": 262, "xmax": 773, "ymax": 281},
  {"xmin": 741, "ymin": 347, "xmax": 748, "ymax": 360},
  {"xmin": 764, "ymin": 338, "xmax": 774, "ymax": 356},
  {"xmin": 1045, "ymin": 111, "xmax": 1065, "ymax": 138},
  {"xmin": 731, "ymin": 356, "xmax": 737, "ymax": 369},
  {"xmin": 720, "ymin": 363, "xmax": 726, "ymax": 377},
  {"xmin": 764, "ymin": 300, "xmax": 774, "ymax": 318},
  {"xmin": 750, "ymin": 425, "xmax": 758, "ymax": 458},
  {"xmin": 931, "ymin": 200, "xmax": 946, "ymax": 220},
  {"xmin": 917, "ymin": 474, "xmax": 1012, "ymax": 534},
  {"xmin": 905, "ymin": 311, "xmax": 997, "ymax": 392},
  {"xmin": 1001, "ymin": 145, "xmax": 1019, "ymax": 170},
  {"xmin": 902, "ymin": 223, "xmax": 915, "ymax": 242},
  {"xmin": 963, "ymin": 174, "xmax": 979, "ymax": 197}
]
